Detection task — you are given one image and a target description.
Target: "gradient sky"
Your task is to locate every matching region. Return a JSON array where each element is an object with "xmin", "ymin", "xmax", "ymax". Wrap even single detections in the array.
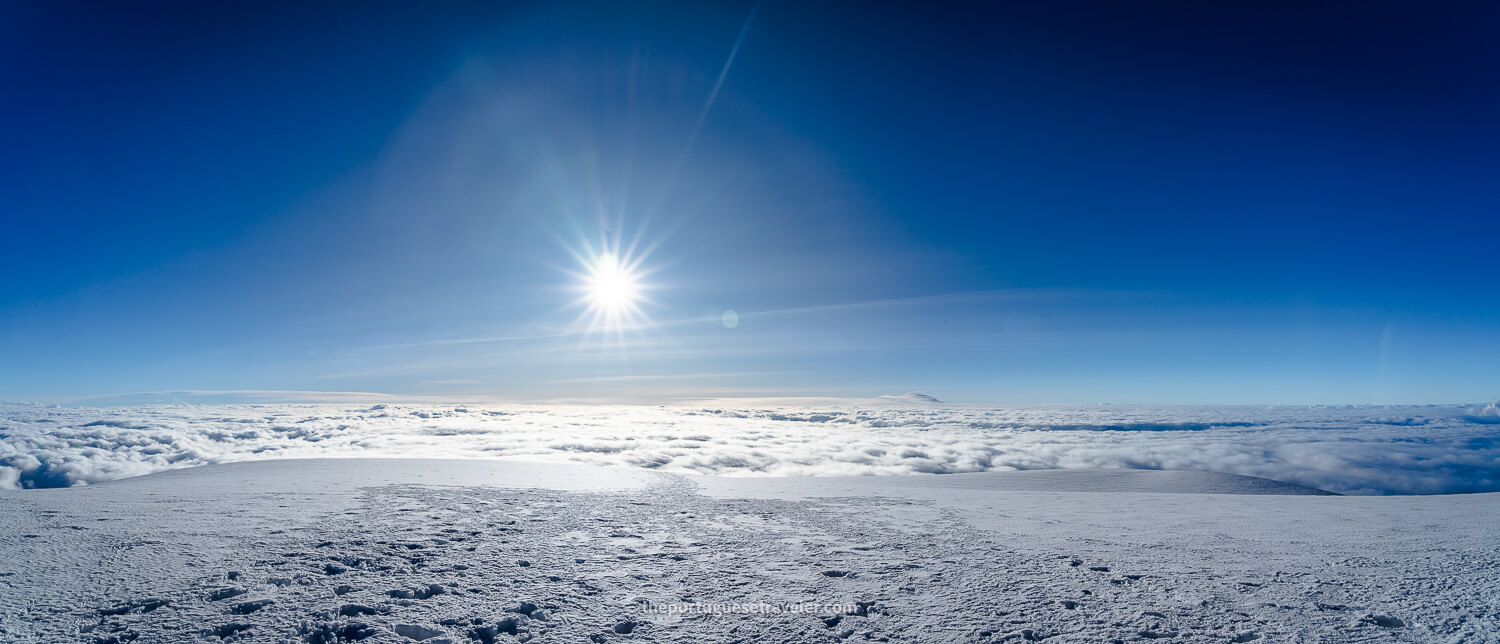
[{"xmin": 3, "ymin": 0, "xmax": 1498, "ymax": 405}]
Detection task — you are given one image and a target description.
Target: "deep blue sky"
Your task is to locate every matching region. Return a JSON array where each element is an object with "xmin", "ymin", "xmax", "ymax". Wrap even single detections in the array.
[{"xmin": 3, "ymin": 0, "xmax": 1497, "ymax": 404}]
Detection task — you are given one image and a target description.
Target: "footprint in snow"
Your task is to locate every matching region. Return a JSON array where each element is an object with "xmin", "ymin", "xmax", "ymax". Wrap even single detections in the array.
[
  {"xmin": 230, "ymin": 599, "xmax": 273, "ymax": 615},
  {"xmin": 1360, "ymin": 614, "xmax": 1405, "ymax": 628},
  {"xmin": 388, "ymin": 584, "xmax": 446, "ymax": 600},
  {"xmin": 208, "ymin": 622, "xmax": 252, "ymax": 639},
  {"xmin": 207, "ymin": 587, "xmax": 247, "ymax": 601},
  {"xmin": 338, "ymin": 603, "xmax": 379, "ymax": 617},
  {"xmin": 393, "ymin": 623, "xmax": 447, "ymax": 640}
]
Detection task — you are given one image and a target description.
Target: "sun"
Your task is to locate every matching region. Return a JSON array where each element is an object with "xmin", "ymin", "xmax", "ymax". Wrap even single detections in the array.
[
  {"xmin": 586, "ymin": 253, "xmax": 640, "ymax": 313},
  {"xmin": 570, "ymin": 248, "xmax": 652, "ymax": 335},
  {"xmin": 563, "ymin": 224, "xmax": 659, "ymax": 337}
]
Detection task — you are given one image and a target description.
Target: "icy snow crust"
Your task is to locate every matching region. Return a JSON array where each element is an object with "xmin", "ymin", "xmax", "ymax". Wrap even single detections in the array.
[
  {"xmin": 0, "ymin": 459, "xmax": 1495, "ymax": 643},
  {"xmin": 4, "ymin": 402, "xmax": 1500, "ymax": 495}
]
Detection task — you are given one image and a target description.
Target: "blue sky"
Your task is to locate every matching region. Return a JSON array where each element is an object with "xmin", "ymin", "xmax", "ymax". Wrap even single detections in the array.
[{"xmin": 2, "ymin": 1, "xmax": 1497, "ymax": 404}]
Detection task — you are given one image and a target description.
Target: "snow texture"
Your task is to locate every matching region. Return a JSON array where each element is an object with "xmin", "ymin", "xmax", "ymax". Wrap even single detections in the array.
[
  {"xmin": 0, "ymin": 459, "xmax": 1495, "ymax": 643},
  {"xmin": 3, "ymin": 402, "xmax": 1500, "ymax": 494}
]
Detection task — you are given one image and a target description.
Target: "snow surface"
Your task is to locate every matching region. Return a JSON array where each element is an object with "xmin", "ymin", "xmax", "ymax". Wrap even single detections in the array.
[
  {"xmin": 0, "ymin": 459, "xmax": 1495, "ymax": 643},
  {"xmin": 4, "ymin": 402, "xmax": 1500, "ymax": 494}
]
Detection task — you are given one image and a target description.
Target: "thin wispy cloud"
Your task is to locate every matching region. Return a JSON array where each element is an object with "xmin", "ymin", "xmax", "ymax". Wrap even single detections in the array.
[{"xmin": 66, "ymin": 390, "xmax": 453, "ymax": 405}]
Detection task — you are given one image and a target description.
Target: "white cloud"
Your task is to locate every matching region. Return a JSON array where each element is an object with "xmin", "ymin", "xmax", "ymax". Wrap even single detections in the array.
[
  {"xmin": 2, "ymin": 402, "xmax": 1498, "ymax": 494},
  {"xmin": 1465, "ymin": 403, "xmax": 1500, "ymax": 424}
]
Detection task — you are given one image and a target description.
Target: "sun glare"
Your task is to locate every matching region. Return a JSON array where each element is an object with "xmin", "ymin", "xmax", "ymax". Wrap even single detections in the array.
[
  {"xmin": 586, "ymin": 254, "xmax": 640, "ymax": 313},
  {"xmin": 571, "ymin": 248, "xmax": 652, "ymax": 336},
  {"xmin": 564, "ymin": 221, "xmax": 660, "ymax": 337}
]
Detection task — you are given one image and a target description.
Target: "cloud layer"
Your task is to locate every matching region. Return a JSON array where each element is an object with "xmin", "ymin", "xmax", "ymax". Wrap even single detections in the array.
[{"xmin": 3, "ymin": 402, "xmax": 1499, "ymax": 495}]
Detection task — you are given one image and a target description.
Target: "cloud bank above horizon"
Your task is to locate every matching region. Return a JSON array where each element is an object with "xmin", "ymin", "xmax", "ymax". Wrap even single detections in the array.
[{"xmin": 4, "ymin": 402, "xmax": 1500, "ymax": 495}]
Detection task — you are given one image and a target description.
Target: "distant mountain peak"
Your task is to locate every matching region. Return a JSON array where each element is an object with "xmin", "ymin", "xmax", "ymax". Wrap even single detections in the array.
[{"xmin": 889, "ymin": 392, "xmax": 942, "ymax": 403}]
